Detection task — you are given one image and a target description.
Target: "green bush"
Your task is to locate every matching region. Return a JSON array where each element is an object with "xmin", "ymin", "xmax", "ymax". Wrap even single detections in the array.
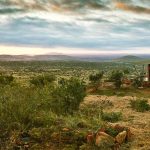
[
  {"xmin": 0, "ymin": 74, "xmax": 14, "ymax": 85},
  {"xmin": 130, "ymin": 99, "xmax": 150, "ymax": 112},
  {"xmin": 89, "ymin": 72, "xmax": 104, "ymax": 83},
  {"xmin": 51, "ymin": 78, "xmax": 86, "ymax": 115},
  {"xmin": 30, "ymin": 74, "xmax": 55, "ymax": 87},
  {"xmin": 101, "ymin": 111, "xmax": 122, "ymax": 122},
  {"xmin": 0, "ymin": 85, "xmax": 54, "ymax": 131},
  {"xmin": 110, "ymin": 71, "xmax": 123, "ymax": 89},
  {"xmin": 132, "ymin": 77, "xmax": 143, "ymax": 88}
]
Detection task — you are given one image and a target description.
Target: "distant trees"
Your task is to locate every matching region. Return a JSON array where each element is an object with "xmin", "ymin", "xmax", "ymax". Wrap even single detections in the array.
[
  {"xmin": 110, "ymin": 71, "xmax": 124, "ymax": 89},
  {"xmin": 51, "ymin": 78, "xmax": 86, "ymax": 115},
  {"xmin": 30, "ymin": 74, "xmax": 55, "ymax": 87}
]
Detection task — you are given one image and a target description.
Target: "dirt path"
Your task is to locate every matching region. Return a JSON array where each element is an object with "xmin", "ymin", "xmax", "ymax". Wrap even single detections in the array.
[{"xmin": 84, "ymin": 95, "xmax": 150, "ymax": 150}]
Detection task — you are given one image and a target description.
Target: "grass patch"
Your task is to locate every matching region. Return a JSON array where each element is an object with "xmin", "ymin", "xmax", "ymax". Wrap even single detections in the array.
[
  {"xmin": 130, "ymin": 99, "xmax": 150, "ymax": 112},
  {"xmin": 101, "ymin": 111, "xmax": 122, "ymax": 123}
]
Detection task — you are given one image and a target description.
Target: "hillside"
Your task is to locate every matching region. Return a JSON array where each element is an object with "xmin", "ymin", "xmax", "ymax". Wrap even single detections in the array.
[{"xmin": 114, "ymin": 55, "xmax": 143, "ymax": 62}]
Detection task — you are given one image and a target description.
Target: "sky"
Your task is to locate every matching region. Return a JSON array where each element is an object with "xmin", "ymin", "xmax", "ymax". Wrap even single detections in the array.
[{"xmin": 0, "ymin": 0, "xmax": 150, "ymax": 55}]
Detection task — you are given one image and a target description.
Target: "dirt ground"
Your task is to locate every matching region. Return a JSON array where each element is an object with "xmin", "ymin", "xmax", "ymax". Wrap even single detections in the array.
[{"xmin": 84, "ymin": 95, "xmax": 150, "ymax": 150}]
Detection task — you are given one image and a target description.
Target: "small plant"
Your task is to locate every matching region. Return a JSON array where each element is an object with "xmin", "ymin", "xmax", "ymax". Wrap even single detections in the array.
[
  {"xmin": 101, "ymin": 111, "xmax": 122, "ymax": 122},
  {"xmin": 130, "ymin": 99, "xmax": 150, "ymax": 112}
]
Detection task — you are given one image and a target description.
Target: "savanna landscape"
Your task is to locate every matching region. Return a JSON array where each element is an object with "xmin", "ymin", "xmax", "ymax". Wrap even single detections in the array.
[
  {"xmin": 0, "ymin": 60, "xmax": 149, "ymax": 150},
  {"xmin": 0, "ymin": 0, "xmax": 150, "ymax": 149}
]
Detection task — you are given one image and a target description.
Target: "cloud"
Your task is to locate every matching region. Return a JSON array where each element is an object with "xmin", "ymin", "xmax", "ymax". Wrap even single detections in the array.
[
  {"xmin": 115, "ymin": 2, "xmax": 150, "ymax": 14},
  {"xmin": 0, "ymin": 0, "xmax": 149, "ymax": 53}
]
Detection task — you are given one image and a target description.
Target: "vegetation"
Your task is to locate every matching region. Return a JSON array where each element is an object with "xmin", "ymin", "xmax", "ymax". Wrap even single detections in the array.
[
  {"xmin": 0, "ymin": 61, "xmax": 149, "ymax": 149},
  {"xmin": 101, "ymin": 110, "xmax": 122, "ymax": 123},
  {"xmin": 30, "ymin": 74, "xmax": 55, "ymax": 87},
  {"xmin": 51, "ymin": 78, "xmax": 86, "ymax": 115},
  {"xmin": 130, "ymin": 99, "xmax": 150, "ymax": 112},
  {"xmin": 89, "ymin": 71, "xmax": 104, "ymax": 83},
  {"xmin": 0, "ymin": 74, "xmax": 14, "ymax": 85},
  {"xmin": 110, "ymin": 70, "xmax": 124, "ymax": 89}
]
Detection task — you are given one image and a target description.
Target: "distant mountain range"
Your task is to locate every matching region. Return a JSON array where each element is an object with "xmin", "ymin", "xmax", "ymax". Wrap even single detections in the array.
[
  {"xmin": 0, "ymin": 54, "xmax": 149, "ymax": 62},
  {"xmin": 0, "ymin": 54, "xmax": 75, "ymax": 61}
]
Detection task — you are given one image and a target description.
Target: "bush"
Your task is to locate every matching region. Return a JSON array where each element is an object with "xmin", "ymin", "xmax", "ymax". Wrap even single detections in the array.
[
  {"xmin": 101, "ymin": 111, "xmax": 122, "ymax": 122},
  {"xmin": 89, "ymin": 72, "xmax": 104, "ymax": 83},
  {"xmin": 130, "ymin": 99, "xmax": 150, "ymax": 112},
  {"xmin": 132, "ymin": 77, "xmax": 143, "ymax": 88},
  {"xmin": 30, "ymin": 74, "xmax": 55, "ymax": 87},
  {"xmin": 0, "ymin": 85, "xmax": 54, "ymax": 131},
  {"xmin": 89, "ymin": 71, "xmax": 104, "ymax": 91},
  {"xmin": 110, "ymin": 71, "xmax": 123, "ymax": 89},
  {"xmin": 0, "ymin": 74, "xmax": 14, "ymax": 85},
  {"xmin": 51, "ymin": 78, "xmax": 86, "ymax": 115}
]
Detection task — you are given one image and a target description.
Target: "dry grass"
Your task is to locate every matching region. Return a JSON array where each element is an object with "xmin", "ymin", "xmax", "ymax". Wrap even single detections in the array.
[{"xmin": 83, "ymin": 94, "xmax": 150, "ymax": 150}]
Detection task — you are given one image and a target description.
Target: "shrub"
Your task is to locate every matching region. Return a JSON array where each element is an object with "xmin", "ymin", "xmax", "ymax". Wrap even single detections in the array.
[
  {"xmin": 132, "ymin": 77, "xmax": 143, "ymax": 88},
  {"xmin": 51, "ymin": 78, "xmax": 86, "ymax": 115},
  {"xmin": 0, "ymin": 74, "xmax": 14, "ymax": 85},
  {"xmin": 130, "ymin": 99, "xmax": 150, "ymax": 112},
  {"xmin": 30, "ymin": 74, "xmax": 55, "ymax": 87},
  {"xmin": 101, "ymin": 111, "xmax": 122, "ymax": 122},
  {"xmin": 0, "ymin": 85, "xmax": 54, "ymax": 131},
  {"xmin": 89, "ymin": 72, "xmax": 104, "ymax": 83},
  {"xmin": 89, "ymin": 71, "xmax": 104, "ymax": 90},
  {"xmin": 109, "ymin": 71, "xmax": 123, "ymax": 89}
]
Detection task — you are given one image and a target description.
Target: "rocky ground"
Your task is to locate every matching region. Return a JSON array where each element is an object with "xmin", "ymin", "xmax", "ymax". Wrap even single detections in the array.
[{"xmin": 84, "ymin": 95, "xmax": 150, "ymax": 150}]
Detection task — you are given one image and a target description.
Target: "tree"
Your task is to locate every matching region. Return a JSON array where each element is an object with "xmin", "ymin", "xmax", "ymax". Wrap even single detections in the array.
[
  {"xmin": 51, "ymin": 78, "xmax": 86, "ymax": 115},
  {"xmin": 89, "ymin": 71, "xmax": 104, "ymax": 90},
  {"xmin": 110, "ymin": 71, "xmax": 123, "ymax": 89}
]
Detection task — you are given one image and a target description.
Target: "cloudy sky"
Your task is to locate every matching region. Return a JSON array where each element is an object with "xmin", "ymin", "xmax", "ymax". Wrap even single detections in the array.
[{"xmin": 0, "ymin": 0, "xmax": 150, "ymax": 55}]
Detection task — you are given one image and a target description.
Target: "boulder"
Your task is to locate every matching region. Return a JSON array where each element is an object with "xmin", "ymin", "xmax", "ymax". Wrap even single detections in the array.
[
  {"xmin": 115, "ymin": 131, "xmax": 127, "ymax": 144},
  {"xmin": 95, "ymin": 132, "xmax": 115, "ymax": 148}
]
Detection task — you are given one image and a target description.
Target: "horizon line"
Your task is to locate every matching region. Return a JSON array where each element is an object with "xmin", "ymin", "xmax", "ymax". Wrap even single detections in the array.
[{"xmin": 0, "ymin": 45, "xmax": 150, "ymax": 56}]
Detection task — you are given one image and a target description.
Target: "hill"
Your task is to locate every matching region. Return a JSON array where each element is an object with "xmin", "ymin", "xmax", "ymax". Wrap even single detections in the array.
[{"xmin": 114, "ymin": 55, "xmax": 143, "ymax": 62}]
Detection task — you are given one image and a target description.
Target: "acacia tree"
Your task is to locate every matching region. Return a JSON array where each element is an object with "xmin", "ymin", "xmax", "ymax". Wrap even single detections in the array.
[{"xmin": 110, "ymin": 71, "xmax": 124, "ymax": 89}]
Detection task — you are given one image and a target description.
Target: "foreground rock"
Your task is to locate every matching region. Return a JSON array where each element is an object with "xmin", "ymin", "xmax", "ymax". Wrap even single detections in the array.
[
  {"xmin": 95, "ymin": 131, "xmax": 115, "ymax": 149},
  {"xmin": 116, "ymin": 131, "xmax": 127, "ymax": 144}
]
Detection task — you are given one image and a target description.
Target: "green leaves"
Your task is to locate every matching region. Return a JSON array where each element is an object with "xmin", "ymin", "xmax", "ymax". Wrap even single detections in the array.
[{"xmin": 51, "ymin": 78, "xmax": 86, "ymax": 115}]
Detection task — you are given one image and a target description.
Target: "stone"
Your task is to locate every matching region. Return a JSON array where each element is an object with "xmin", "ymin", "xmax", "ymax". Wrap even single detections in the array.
[
  {"xmin": 115, "ymin": 131, "xmax": 127, "ymax": 144},
  {"xmin": 87, "ymin": 133, "xmax": 94, "ymax": 144},
  {"xmin": 113, "ymin": 124, "xmax": 125, "ymax": 133},
  {"xmin": 95, "ymin": 132, "xmax": 115, "ymax": 148},
  {"xmin": 62, "ymin": 128, "xmax": 70, "ymax": 132},
  {"xmin": 126, "ymin": 128, "xmax": 132, "ymax": 141}
]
